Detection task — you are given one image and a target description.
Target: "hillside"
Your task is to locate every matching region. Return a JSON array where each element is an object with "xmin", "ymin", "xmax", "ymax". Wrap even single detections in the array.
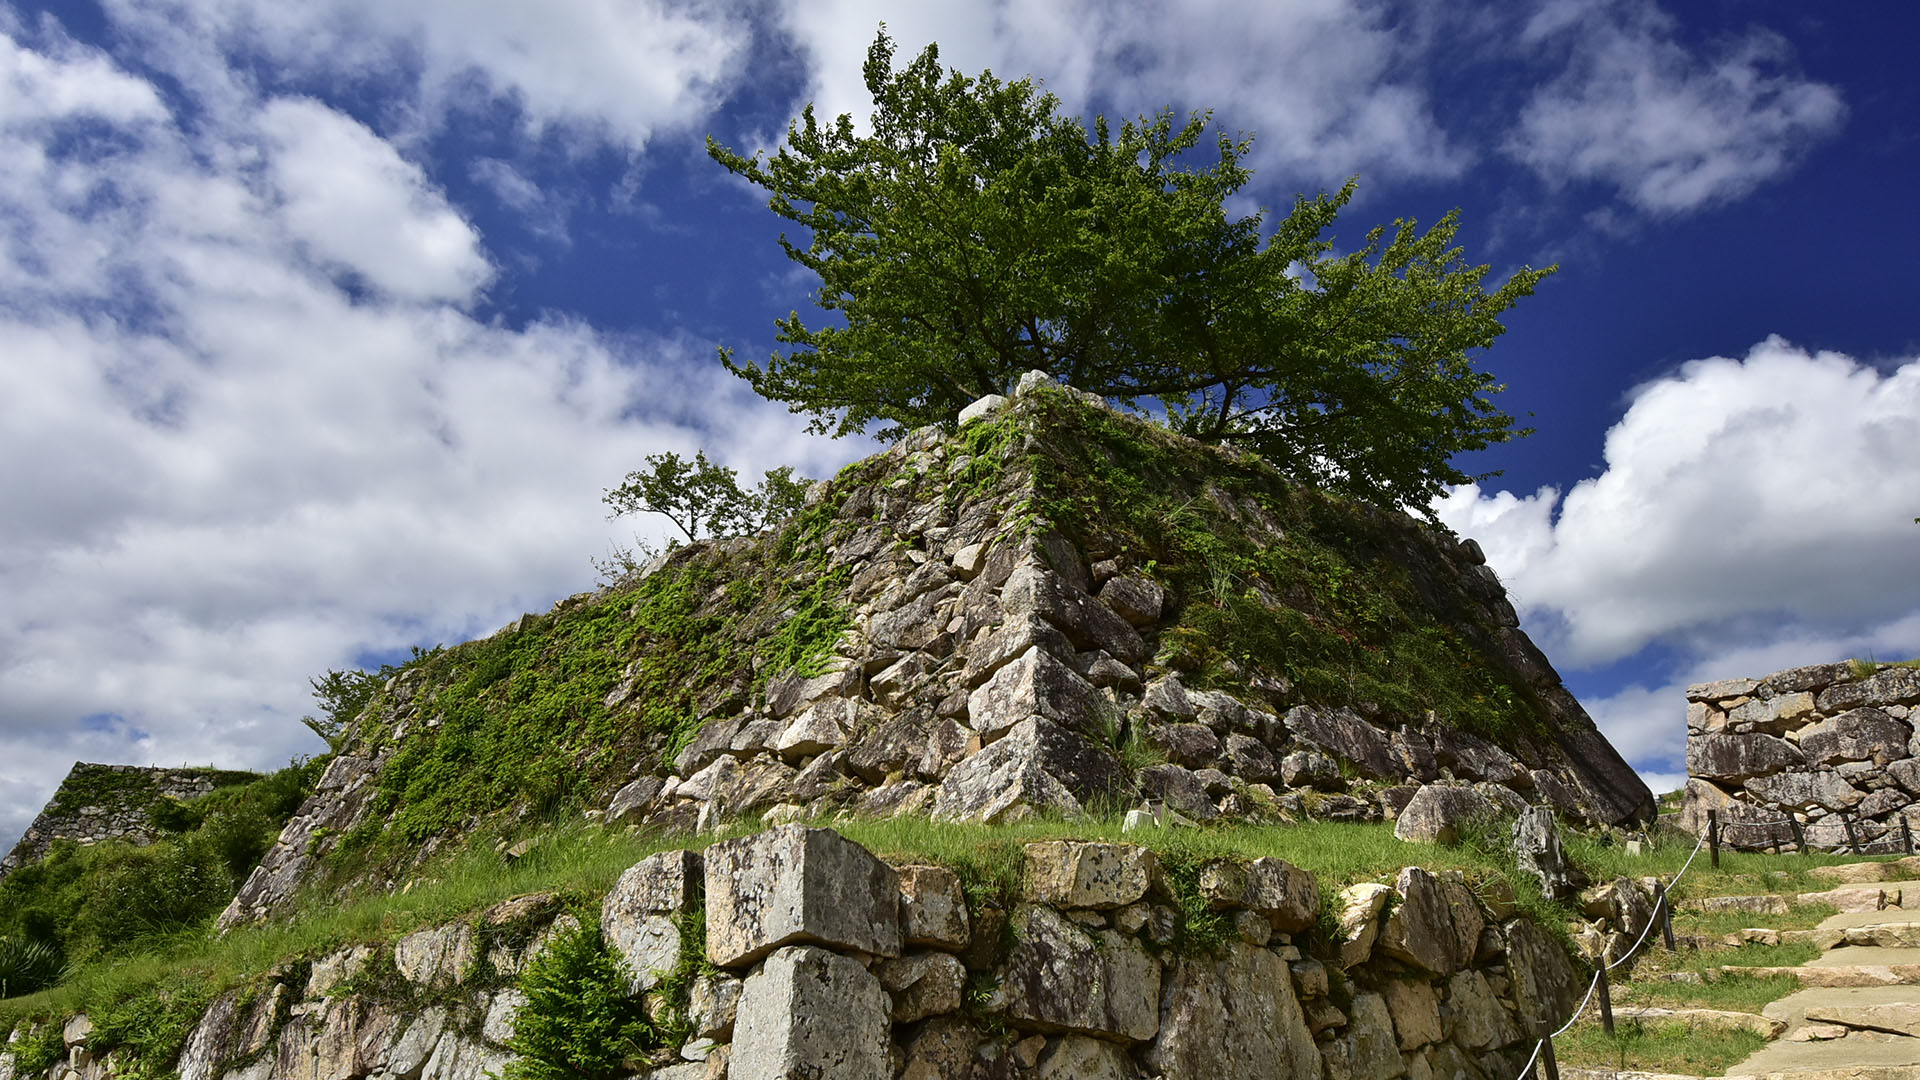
[{"xmin": 217, "ymin": 375, "xmax": 1650, "ymax": 928}]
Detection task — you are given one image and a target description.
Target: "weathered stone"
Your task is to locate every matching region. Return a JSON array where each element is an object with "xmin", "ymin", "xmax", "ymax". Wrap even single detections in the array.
[
  {"xmin": 844, "ymin": 708, "xmax": 932, "ymax": 784},
  {"xmin": 774, "ymin": 699, "xmax": 855, "ymax": 761},
  {"xmin": 1206, "ymin": 857, "xmax": 1320, "ymax": 933},
  {"xmin": 606, "ymin": 777, "xmax": 666, "ymax": 824},
  {"xmin": 1439, "ymin": 874, "xmax": 1488, "ymax": 972},
  {"xmin": 1745, "ymin": 769, "xmax": 1865, "ymax": 812},
  {"xmin": 1379, "ymin": 867, "xmax": 1456, "ymax": 976},
  {"xmin": 482, "ymin": 990, "xmax": 525, "ymax": 1046},
  {"xmin": 1686, "ymin": 731, "xmax": 1807, "ymax": 782},
  {"xmin": 899, "ymin": 1016, "xmax": 988, "ymax": 1080},
  {"xmin": 1511, "ymin": 806, "xmax": 1578, "ymax": 901},
  {"xmin": 1446, "ymin": 970, "xmax": 1520, "ymax": 1051},
  {"xmin": 305, "ymin": 944, "xmax": 376, "ymax": 999},
  {"xmin": 1506, "ymin": 919, "xmax": 1579, "ymax": 1035},
  {"xmin": 1003, "ymin": 563, "xmax": 1149, "ymax": 662},
  {"xmin": 1394, "ymin": 785, "xmax": 1497, "ymax": 846},
  {"xmin": 1024, "ymin": 841, "xmax": 1158, "ymax": 910},
  {"xmin": 1287, "ymin": 706, "xmax": 1399, "ymax": 779},
  {"xmin": 898, "ymin": 864, "xmax": 971, "ymax": 950},
  {"xmin": 1138, "ymin": 763, "xmax": 1220, "ymax": 821},
  {"xmin": 968, "ymin": 646, "xmax": 1105, "ymax": 738},
  {"xmin": 1383, "ymin": 978, "xmax": 1442, "ymax": 1050},
  {"xmin": 1223, "ymin": 733, "xmax": 1279, "ymax": 783},
  {"xmin": 1391, "ymin": 729, "xmax": 1440, "ymax": 784},
  {"xmin": 1281, "ymin": 749, "xmax": 1341, "ymax": 790},
  {"xmin": 175, "ymin": 991, "xmax": 239, "ymax": 1080},
  {"xmin": 998, "ymin": 905, "xmax": 1161, "ymax": 1043},
  {"xmin": 385, "ymin": 1006, "xmax": 448, "ymax": 1079},
  {"xmin": 1889, "ymin": 759, "xmax": 1920, "ymax": 797},
  {"xmin": 1151, "ymin": 723, "xmax": 1222, "ymax": 769},
  {"xmin": 1144, "ymin": 941, "xmax": 1320, "ymax": 1080},
  {"xmin": 1337, "ymin": 883, "xmax": 1393, "ymax": 969},
  {"xmin": 964, "ymin": 614, "xmax": 1078, "ymax": 688},
  {"xmin": 1799, "ymin": 708, "xmax": 1911, "ymax": 767},
  {"xmin": 1144, "ymin": 676, "xmax": 1197, "ymax": 720},
  {"xmin": 1820, "ymin": 666, "xmax": 1920, "ymax": 712},
  {"xmin": 603, "ymin": 850, "xmax": 701, "ymax": 993},
  {"xmin": 933, "ymin": 718, "xmax": 1130, "ymax": 824},
  {"xmin": 875, "ymin": 951, "xmax": 967, "ymax": 1022},
  {"xmin": 1036, "ymin": 1034, "xmax": 1140, "ymax": 1079},
  {"xmin": 959, "ymin": 393, "xmax": 1009, "ymax": 425},
  {"xmin": 703, "ymin": 824, "xmax": 901, "ymax": 967},
  {"xmin": 1687, "ymin": 677, "xmax": 1760, "ymax": 702},
  {"xmin": 1344, "ymin": 992, "xmax": 1407, "ymax": 1080},
  {"xmin": 1099, "ymin": 576, "xmax": 1165, "ymax": 628},
  {"xmin": 727, "ymin": 946, "xmax": 892, "ymax": 1080},
  {"xmin": 394, "ymin": 923, "xmax": 475, "ymax": 989},
  {"xmin": 689, "ymin": 972, "xmax": 743, "ymax": 1040},
  {"xmin": 1431, "ymin": 730, "xmax": 1524, "ymax": 785}
]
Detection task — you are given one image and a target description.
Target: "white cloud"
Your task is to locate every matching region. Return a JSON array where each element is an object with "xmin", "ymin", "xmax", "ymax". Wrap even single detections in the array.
[
  {"xmin": 97, "ymin": 0, "xmax": 752, "ymax": 150},
  {"xmin": 0, "ymin": 27, "xmax": 861, "ymax": 853},
  {"xmin": 1506, "ymin": 0, "xmax": 1844, "ymax": 213},
  {"xmin": 773, "ymin": 0, "xmax": 1468, "ymax": 189},
  {"xmin": 1437, "ymin": 338, "xmax": 1920, "ymax": 774}
]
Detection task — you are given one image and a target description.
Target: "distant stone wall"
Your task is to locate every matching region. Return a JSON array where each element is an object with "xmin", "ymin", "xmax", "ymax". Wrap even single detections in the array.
[
  {"xmin": 4, "ymin": 826, "xmax": 1605, "ymax": 1080},
  {"xmin": 1683, "ymin": 662, "xmax": 1920, "ymax": 851},
  {"xmin": 0, "ymin": 762, "xmax": 258, "ymax": 881}
]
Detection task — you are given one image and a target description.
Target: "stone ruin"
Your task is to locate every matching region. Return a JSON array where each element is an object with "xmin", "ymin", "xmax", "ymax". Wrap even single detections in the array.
[
  {"xmin": 1683, "ymin": 660, "xmax": 1920, "ymax": 850},
  {"xmin": 0, "ymin": 762, "xmax": 258, "ymax": 883},
  {"xmin": 219, "ymin": 378, "xmax": 1653, "ymax": 929}
]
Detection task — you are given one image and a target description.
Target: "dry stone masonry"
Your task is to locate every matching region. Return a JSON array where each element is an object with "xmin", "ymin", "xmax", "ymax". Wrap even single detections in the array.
[
  {"xmin": 1683, "ymin": 660, "xmax": 1920, "ymax": 850},
  {"xmin": 0, "ymin": 763, "xmax": 258, "ymax": 882},
  {"xmin": 3, "ymin": 825, "xmax": 1589, "ymax": 1080},
  {"xmin": 218, "ymin": 376, "xmax": 1650, "ymax": 929}
]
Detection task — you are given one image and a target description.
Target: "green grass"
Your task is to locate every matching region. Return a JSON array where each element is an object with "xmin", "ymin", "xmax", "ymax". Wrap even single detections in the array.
[
  {"xmin": 1675, "ymin": 904, "xmax": 1837, "ymax": 937},
  {"xmin": 1558, "ymin": 1019, "xmax": 1769, "ymax": 1075},
  {"xmin": 1564, "ymin": 830, "xmax": 1895, "ymax": 901}
]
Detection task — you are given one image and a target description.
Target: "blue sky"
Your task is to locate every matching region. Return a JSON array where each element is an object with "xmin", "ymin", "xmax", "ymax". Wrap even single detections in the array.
[{"xmin": 3, "ymin": 0, "xmax": 1917, "ymax": 849}]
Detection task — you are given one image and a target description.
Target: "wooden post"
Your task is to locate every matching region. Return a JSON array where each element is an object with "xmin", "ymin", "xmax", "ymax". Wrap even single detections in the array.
[
  {"xmin": 1540, "ymin": 1033, "xmax": 1562, "ymax": 1080},
  {"xmin": 1655, "ymin": 880, "xmax": 1677, "ymax": 950},
  {"xmin": 1709, "ymin": 808, "xmax": 1720, "ymax": 868},
  {"xmin": 1846, "ymin": 814, "xmax": 1862, "ymax": 855},
  {"xmin": 1597, "ymin": 962, "xmax": 1615, "ymax": 1035},
  {"xmin": 1903, "ymin": 817, "xmax": 1913, "ymax": 856},
  {"xmin": 1790, "ymin": 816, "xmax": 1806, "ymax": 854}
]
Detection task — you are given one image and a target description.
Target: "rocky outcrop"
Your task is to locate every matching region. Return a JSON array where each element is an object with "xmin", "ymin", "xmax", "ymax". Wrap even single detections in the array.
[
  {"xmin": 2, "ymin": 827, "xmax": 1578, "ymax": 1080},
  {"xmin": 1683, "ymin": 661, "xmax": 1920, "ymax": 851},
  {"xmin": 222, "ymin": 376, "xmax": 1649, "ymax": 927},
  {"xmin": 1, "ymin": 763, "xmax": 260, "ymax": 882}
]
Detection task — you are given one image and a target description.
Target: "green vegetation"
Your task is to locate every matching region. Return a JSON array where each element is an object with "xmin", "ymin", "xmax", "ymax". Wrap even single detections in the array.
[
  {"xmin": 46, "ymin": 765, "xmax": 255, "ymax": 820},
  {"xmin": 501, "ymin": 916, "xmax": 652, "ymax": 1080},
  {"xmin": 1012, "ymin": 389, "xmax": 1542, "ymax": 740},
  {"xmin": 0, "ymin": 759, "xmax": 322, "ymax": 980},
  {"xmin": 711, "ymin": 31, "xmax": 1552, "ymax": 516},
  {"xmin": 1563, "ymin": 829, "xmax": 1887, "ymax": 900},
  {"xmin": 1559, "ymin": 1018, "xmax": 1769, "ymax": 1075},
  {"xmin": 301, "ymin": 646, "xmax": 443, "ymax": 751},
  {"xmin": 1676, "ymin": 904, "xmax": 1837, "ymax": 937},
  {"xmin": 1614, "ymin": 966, "xmax": 1805, "ymax": 1013},
  {"xmin": 603, "ymin": 450, "xmax": 812, "ymax": 545}
]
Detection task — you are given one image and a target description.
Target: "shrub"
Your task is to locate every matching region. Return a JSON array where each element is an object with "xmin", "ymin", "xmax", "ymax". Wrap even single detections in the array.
[{"xmin": 502, "ymin": 916, "xmax": 651, "ymax": 1080}]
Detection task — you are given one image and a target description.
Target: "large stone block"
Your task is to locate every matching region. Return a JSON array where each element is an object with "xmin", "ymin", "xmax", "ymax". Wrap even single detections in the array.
[
  {"xmin": 1799, "ymin": 708, "xmax": 1911, "ymax": 767},
  {"xmin": 932, "ymin": 718, "xmax": 1131, "ymax": 824},
  {"xmin": 1336, "ymin": 883, "xmax": 1393, "ymax": 969},
  {"xmin": 1002, "ymin": 563, "xmax": 1149, "ymax": 662},
  {"xmin": 394, "ymin": 923, "xmax": 475, "ymax": 990},
  {"xmin": 1144, "ymin": 942, "xmax": 1320, "ymax": 1080},
  {"xmin": 704, "ymin": 825, "xmax": 901, "ymax": 967},
  {"xmin": 1286, "ymin": 706, "xmax": 1399, "ymax": 780},
  {"xmin": 1819, "ymin": 667, "xmax": 1920, "ymax": 712},
  {"xmin": 731, "ymin": 946, "xmax": 890, "ymax": 1080},
  {"xmin": 603, "ymin": 850, "xmax": 701, "ymax": 993},
  {"xmin": 1378, "ymin": 868, "xmax": 1456, "ymax": 976},
  {"xmin": 1686, "ymin": 732, "xmax": 1806, "ymax": 782},
  {"xmin": 898, "ymin": 864, "xmax": 971, "ymax": 950},
  {"xmin": 1394, "ymin": 786, "xmax": 1497, "ymax": 846},
  {"xmin": 998, "ymin": 905, "xmax": 1161, "ymax": 1043},
  {"xmin": 1343, "ymin": 992, "xmax": 1407, "ymax": 1080},
  {"xmin": 1745, "ymin": 770, "xmax": 1864, "ymax": 812},
  {"xmin": 1506, "ymin": 919, "xmax": 1579, "ymax": 1035},
  {"xmin": 967, "ymin": 645, "xmax": 1105, "ymax": 739},
  {"xmin": 1023, "ymin": 841, "xmax": 1157, "ymax": 910},
  {"xmin": 1446, "ymin": 970, "xmax": 1520, "ymax": 1051},
  {"xmin": 875, "ymin": 951, "xmax": 967, "ymax": 1022}
]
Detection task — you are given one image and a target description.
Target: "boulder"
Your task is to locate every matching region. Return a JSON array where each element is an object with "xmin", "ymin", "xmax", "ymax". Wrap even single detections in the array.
[
  {"xmin": 1511, "ymin": 806, "xmax": 1578, "ymax": 901},
  {"xmin": 605, "ymin": 777, "xmax": 665, "ymax": 824},
  {"xmin": 1137, "ymin": 763, "xmax": 1219, "ymax": 821},
  {"xmin": 1686, "ymin": 732, "xmax": 1806, "ymax": 783},
  {"xmin": 703, "ymin": 825, "xmax": 901, "ymax": 967},
  {"xmin": 603, "ymin": 850, "xmax": 702, "ymax": 993},
  {"xmin": 1036, "ymin": 1035, "xmax": 1141, "ymax": 1079},
  {"xmin": 1002, "ymin": 563, "xmax": 1149, "ymax": 662},
  {"xmin": 1099, "ymin": 576, "xmax": 1165, "ymax": 628},
  {"xmin": 875, "ymin": 951, "xmax": 967, "ymax": 1022},
  {"xmin": 932, "ymin": 718, "xmax": 1131, "ymax": 824},
  {"xmin": 1024, "ymin": 841, "xmax": 1158, "ymax": 910},
  {"xmin": 1286, "ymin": 706, "xmax": 1399, "ymax": 780},
  {"xmin": 959, "ymin": 393, "xmax": 1009, "ymax": 425},
  {"xmin": 898, "ymin": 864, "xmax": 971, "ymax": 950},
  {"xmin": 1224, "ymin": 733, "xmax": 1280, "ymax": 783},
  {"xmin": 1337, "ymin": 883, "xmax": 1393, "ymax": 969},
  {"xmin": 1143, "ymin": 942, "xmax": 1321, "ymax": 1080},
  {"xmin": 394, "ymin": 923, "xmax": 475, "ymax": 990},
  {"xmin": 968, "ymin": 645, "xmax": 1105, "ymax": 738},
  {"xmin": 1343, "ymin": 991, "xmax": 1407, "ymax": 1080},
  {"xmin": 1393, "ymin": 786, "xmax": 1497, "ymax": 846},
  {"xmin": 730, "ymin": 946, "xmax": 890, "ymax": 1080},
  {"xmin": 1378, "ymin": 868, "xmax": 1456, "ymax": 976},
  {"xmin": 1506, "ymin": 919, "xmax": 1579, "ymax": 1035},
  {"xmin": 998, "ymin": 905, "xmax": 1162, "ymax": 1043},
  {"xmin": 1383, "ymin": 978, "xmax": 1442, "ymax": 1051},
  {"xmin": 1745, "ymin": 770, "xmax": 1865, "ymax": 812},
  {"xmin": 1197, "ymin": 858, "xmax": 1320, "ymax": 933},
  {"xmin": 1799, "ymin": 708, "xmax": 1911, "ymax": 767},
  {"xmin": 1446, "ymin": 970, "xmax": 1520, "ymax": 1051}
]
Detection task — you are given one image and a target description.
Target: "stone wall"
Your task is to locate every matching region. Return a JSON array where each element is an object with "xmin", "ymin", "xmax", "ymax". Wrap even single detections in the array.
[
  {"xmin": 6, "ymin": 826, "xmax": 1605, "ymax": 1080},
  {"xmin": 0, "ymin": 763, "xmax": 259, "ymax": 882},
  {"xmin": 1683, "ymin": 661, "xmax": 1920, "ymax": 851}
]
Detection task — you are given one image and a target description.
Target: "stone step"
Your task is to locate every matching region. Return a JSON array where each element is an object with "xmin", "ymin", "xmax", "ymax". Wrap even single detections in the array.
[
  {"xmin": 1812, "ymin": 859, "xmax": 1920, "ymax": 885},
  {"xmin": 1735, "ymin": 965, "xmax": 1920, "ymax": 987},
  {"xmin": 1611, "ymin": 1005, "xmax": 1786, "ymax": 1038},
  {"xmin": 1564, "ymin": 1070, "xmax": 1707, "ymax": 1080},
  {"xmin": 1685, "ymin": 886, "xmax": 1905, "ymax": 917}
]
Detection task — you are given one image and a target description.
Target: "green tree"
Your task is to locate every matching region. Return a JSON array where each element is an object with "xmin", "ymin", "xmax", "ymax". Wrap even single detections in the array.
[
  {"xmin": 603, "ymin": 451, "xmax": 812, "ymax": 543},
  {"xmin": 710, "ymin": 31, "xmax": 1554, "ymax": 514},
  {"xmin": 300, "ymin": 646, "xmax": 440, "ymax": 750}
]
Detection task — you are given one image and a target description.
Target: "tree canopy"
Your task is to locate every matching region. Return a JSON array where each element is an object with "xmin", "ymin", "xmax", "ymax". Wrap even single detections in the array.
[{"xmin": 709, "ymin": 31, "xmax": 1554, "ymax": 515}]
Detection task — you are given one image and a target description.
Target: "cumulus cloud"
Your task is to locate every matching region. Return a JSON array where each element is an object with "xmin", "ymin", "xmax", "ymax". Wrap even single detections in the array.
[
  {"xmin": 1506, "ymin": 0, "xmax": 1845, "ymax": 213},
  {"xmin": 0, "ymin": 26, "xmax": 858, "ymax": 853},
  {"xmin": 773, "ymin": 0, "xmax": 1468, "ymax": 188},
  {"xmin": 1438, "ymin": 338, "xmax": 1920, "ymax": 773},
  {"xmin": 97, "ymin": 0, "xmax": 752, "ymax": 150}
]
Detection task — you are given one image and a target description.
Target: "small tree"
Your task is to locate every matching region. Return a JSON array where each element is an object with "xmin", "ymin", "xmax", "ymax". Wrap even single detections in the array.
[
  {"xmin": 710, "ymin": 31, "xmax": 1554, "ymax": 515},
  {"xmin": 603, "ymin": 451, "xmax": 813, "ymax": 544},
  {"xmin": 299, "ymin": 646, "xmax": 440, "ymax": 751}
]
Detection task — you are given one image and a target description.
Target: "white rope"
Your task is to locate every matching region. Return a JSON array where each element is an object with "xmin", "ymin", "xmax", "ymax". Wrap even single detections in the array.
[{"xmin": 1606, "ymin": 829, "xmax": 1706, "ymax": 972}]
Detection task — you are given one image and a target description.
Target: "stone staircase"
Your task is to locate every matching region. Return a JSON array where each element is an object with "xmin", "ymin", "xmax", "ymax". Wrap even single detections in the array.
[{"xmin": 1572, "ymin": 859, "xmax": 1920, "ymax": 1080}]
